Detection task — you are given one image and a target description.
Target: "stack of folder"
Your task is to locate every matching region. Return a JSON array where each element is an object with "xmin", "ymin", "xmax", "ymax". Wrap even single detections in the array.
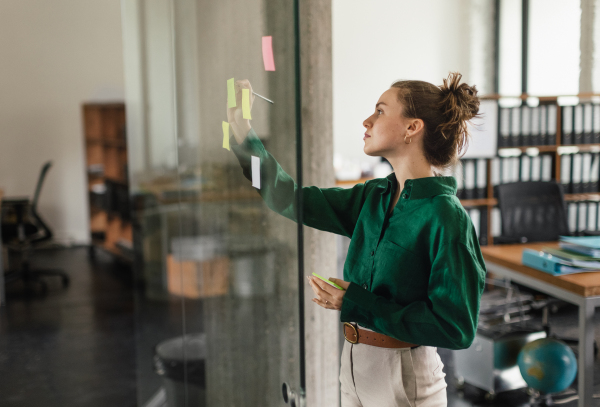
[{"xmin": 522, "ymin": 236, "xmax": 600, "ymax": 275}]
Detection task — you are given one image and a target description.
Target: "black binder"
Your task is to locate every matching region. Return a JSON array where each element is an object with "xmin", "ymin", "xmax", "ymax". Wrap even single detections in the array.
[
  {"xmin": 584, "ymin": 103, "xmax": 594, "ymax": 144},
  {"xmin": 594, "ymin": 104, "xmax": 600, "ymax": 144},
  {"xmin": 571, "ymin": 153, "xmax": 583, "ymax": 193},
  {"xmin": 530, "ymin": 106, "xmax": 540, "ymax": 146},
  {"xmin": 476, "ymin": 159, "xmax": 487, "ymax": 199},
  {"xmin": 574, "ymin": 104, "xmax": 584, "ymax": 145},
  {"xmin": 562, "ymin": 105, "xmax": 574, "ymax": 145},
  {"xmin": 592, "ymin": 153, "xmax": 600, "ymax": 192},
  {"xmin": 582, "ymin": 153, "xmax": 593, "ymax": 192},
  {"xmin": 539, "ymin": 105, "xmax": 548, "ymax": 145},
  {"xmin": 560, "ymin": 154, "xmax": 572, "ymax": 193},
  {"xmin": 546, "ymin": 105, "xmax": 557, "ymax": 145},
  {"xmin": 510, "ymin": 107, "xmax": 521, "ymax": 147},
  {"xmin": 521, "ymin": 106, "xmax": 532, "ymax": 146},
  {"xmin": 499, "ymin": 108, "xmax": 510, "ymax": 147}
]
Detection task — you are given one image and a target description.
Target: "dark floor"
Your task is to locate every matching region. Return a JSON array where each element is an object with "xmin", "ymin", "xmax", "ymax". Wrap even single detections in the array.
[
  {"xmin": 1, "ymin": 247, "xmax": 600, "ymax": 406},
  {"xmin": 0, "ymin": 247, "xmax": 136, "ymax": 407}
]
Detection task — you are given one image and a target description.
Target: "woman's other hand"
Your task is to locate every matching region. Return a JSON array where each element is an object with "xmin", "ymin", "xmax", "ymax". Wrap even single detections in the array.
[
  {"xmin": 307, "ymin": 276, "xmax": 350, "ymax": 310},
  {"xmin": 227, "ymin": 79, "xmax": 255, "ymax": 145}
]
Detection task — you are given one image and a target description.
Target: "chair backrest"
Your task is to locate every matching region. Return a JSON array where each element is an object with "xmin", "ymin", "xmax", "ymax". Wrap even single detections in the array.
[
  {"xmin": 496, "ymin": 181, "xmax": 570, "ymax": 243},
  {"xmin": 32, "ymin": 161, "xmax": 52, "ymax": 213}
]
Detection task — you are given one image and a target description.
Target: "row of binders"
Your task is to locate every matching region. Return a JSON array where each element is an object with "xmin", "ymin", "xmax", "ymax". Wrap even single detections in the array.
[
  {"xmin": 465, "ymin": 207, "xmax": 488, "ymax": 247},
  {"xmin": 562, "ymin": 103, "xmax": 600, "ymax": 145},
  {"xmin": 498, "ymin": 103, "xmax": 600, "ymax": 148},
  {"xmin": 560, "ymin": 153, "xmax": 600, "ymax": 194},
  {"xmin": 498, "ymin": 105, "xmax": 557, "ymax": 147},
  {"xmin": 454, "ymin": 155, "xmax": 554, "ymax": 199},
  {"xmin": 566, "ymin": 201, "xmax": 600, "ymax": 234},
  {"xmin": 522, "ymin": 236, "xmax": 600, "ymax": 275}
]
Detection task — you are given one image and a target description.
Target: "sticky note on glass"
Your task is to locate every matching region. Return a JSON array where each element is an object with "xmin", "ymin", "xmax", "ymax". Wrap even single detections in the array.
[
  {"xmin": 227, "ymin": 78, "xmax": 236, "ymax": 108},
  {"xmin": 251, "ymin": 155, "xmax": 260, "ymax": 189},
  {"xmin": 262, "ymin": 36, "xmax": 276, "ymax": 71},
  {"xmin": 242, "ymin": 88, "xmax": 252, "ymax": 120},
  {"xmin": 222, "ymin": 121, "xmax": 230, "ymax": 151}
]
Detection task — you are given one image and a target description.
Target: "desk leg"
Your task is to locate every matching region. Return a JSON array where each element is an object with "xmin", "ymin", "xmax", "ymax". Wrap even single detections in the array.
[{"xmin": 578, "ymin": 300, "xmax": 595, "ymax": 407}]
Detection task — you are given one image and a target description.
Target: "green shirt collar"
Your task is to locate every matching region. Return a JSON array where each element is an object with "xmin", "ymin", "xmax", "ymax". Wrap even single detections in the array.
[{"xmin": 381, "ymin": 173, "xmax": 457, "ymax": 199}]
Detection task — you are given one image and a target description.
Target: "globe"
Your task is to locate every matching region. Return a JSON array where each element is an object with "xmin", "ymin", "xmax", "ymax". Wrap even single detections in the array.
[{"xmin": 517, "ymin": 338, "xmax": 577, "ymax": 394}]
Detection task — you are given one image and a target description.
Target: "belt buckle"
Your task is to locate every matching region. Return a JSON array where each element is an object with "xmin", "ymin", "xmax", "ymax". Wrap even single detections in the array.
[{"xmin": 343, "ymin": 322, "xmax": 358, "ymax": 344}]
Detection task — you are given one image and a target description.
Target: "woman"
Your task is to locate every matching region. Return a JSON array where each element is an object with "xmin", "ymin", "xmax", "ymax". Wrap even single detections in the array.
[{"xmin": 228, "ymin": 73, "xmax": 486, "ymax": 407}]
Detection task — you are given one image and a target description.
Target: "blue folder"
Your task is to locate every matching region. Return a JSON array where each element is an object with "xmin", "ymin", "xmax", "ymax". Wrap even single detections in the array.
[{"xmin": 522, "ymin": 249, "xmax": 598, "ymax": 276}]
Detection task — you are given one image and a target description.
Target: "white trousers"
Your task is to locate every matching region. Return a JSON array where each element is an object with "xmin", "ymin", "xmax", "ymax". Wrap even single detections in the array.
[{"xmin": 339, "ymin": 340, "xmax": 447, "ymax": 407}]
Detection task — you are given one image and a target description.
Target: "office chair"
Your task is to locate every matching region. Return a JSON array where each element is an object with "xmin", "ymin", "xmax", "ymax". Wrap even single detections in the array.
[
  {"xmin": 496, "ymin": 180, "xmax": 570, "ymax": 244},
  {"xmin": 495, "ymin": 180, "xmax": 597, "ymax": 355},
  {"xmin": 1, "ymin": 161, "xmax": 70, "ymax": 294}
]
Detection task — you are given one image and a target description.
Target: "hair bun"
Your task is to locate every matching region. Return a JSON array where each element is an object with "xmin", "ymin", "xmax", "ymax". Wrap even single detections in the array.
[
  {"xmin": 436, "ymin": 72, "xmax": 480, "ymax": 150},
  {"xmin": 439, "ymin": 72, "xmax": 480, "ymax": 121}
]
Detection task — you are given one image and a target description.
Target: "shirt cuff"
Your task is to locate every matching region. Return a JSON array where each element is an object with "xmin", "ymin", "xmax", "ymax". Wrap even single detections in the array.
[{"xmin": 340, "ymin": 282, "xmax": 377, "ymax": 324}]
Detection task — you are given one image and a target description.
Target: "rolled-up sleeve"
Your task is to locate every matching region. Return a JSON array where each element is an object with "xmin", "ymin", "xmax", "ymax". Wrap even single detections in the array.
[{"xmin": 340, "ymin": 241, "xmax": 486, "ymax": 350}]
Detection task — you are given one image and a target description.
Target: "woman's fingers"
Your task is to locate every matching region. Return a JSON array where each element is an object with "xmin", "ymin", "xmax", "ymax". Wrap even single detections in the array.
[
  {"xmin": 307, "ymin": 277, "xmax": 333, "ymax": 301},
  {"xmin": 311, "ymin": 297, "xmax": 338, "ymax": 310}
]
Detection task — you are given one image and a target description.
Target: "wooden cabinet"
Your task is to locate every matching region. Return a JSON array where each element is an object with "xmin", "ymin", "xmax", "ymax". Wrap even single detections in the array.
[{"xmin": 83, "ymin": 103, "xmax": 132, "ymax": 260}]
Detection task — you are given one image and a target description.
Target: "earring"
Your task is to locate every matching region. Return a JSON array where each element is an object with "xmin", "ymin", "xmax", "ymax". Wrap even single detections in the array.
[{"xmin": 404, "ymin": 135, "xmax": 411, "ymax": 144}]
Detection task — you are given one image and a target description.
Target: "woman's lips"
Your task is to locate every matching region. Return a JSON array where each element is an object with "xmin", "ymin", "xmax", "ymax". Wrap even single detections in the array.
[{"xmin": 363, "ymin": 133, "xmax": 371, "ymax": 140}]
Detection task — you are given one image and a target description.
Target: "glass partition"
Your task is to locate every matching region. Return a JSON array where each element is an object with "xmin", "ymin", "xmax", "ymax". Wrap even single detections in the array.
[{"xmin": 122, "ymin": 0, "xmax": 303, "ymax": 405}]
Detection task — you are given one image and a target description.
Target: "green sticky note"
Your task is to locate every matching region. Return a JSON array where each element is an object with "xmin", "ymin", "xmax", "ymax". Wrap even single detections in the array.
[
  {"xmin": 227, "ymin": 78, "xmax": 236, "ymax": 108},
  {"xmin": 242, "ymin": 88, "xmax": 252, "ymax": 120},
  {"xmin": 312, "ymin": 272, "xmax": 344, "ymax": 290},
  {"xmin": 222, "ymin": 121, "xmax": 230, "ymax": 151}
]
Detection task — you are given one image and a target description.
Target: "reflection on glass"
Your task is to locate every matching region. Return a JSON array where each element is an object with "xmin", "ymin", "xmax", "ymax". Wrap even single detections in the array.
[{"xmin": 123, "ymin": 0, "xmax": 302, "ymax": 406}]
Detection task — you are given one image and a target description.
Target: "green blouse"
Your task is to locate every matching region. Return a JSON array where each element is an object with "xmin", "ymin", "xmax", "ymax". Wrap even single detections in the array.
[{"xmin": 232, "ymin": 129, "xmax": 486, "ymax": 350}]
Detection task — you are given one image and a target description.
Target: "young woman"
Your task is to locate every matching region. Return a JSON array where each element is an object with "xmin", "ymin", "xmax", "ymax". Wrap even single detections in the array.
[{"xmin": 228, "ymin": 73, "xmax": 486, "ymax": 407}]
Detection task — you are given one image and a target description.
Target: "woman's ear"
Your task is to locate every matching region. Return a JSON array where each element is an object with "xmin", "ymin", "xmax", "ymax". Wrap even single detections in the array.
[{"xmin": 407, "ymin": 118, "xmax": 425, "ymax": 137}]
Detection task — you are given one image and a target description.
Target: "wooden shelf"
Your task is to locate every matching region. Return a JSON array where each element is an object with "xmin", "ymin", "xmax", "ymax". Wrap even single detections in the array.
[
  {"xmin": 83, "ymin": 102, "xmax": 132, "ymax": 260},
  {"xmin": 565, "ymin": 193, "xmax": 600, "ymax": 202}
]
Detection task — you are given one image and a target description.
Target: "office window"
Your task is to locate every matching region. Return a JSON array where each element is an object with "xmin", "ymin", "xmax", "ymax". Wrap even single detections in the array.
[{"xmin": 528, "ymin": 0, "xmax": 581, "ymax": 96}]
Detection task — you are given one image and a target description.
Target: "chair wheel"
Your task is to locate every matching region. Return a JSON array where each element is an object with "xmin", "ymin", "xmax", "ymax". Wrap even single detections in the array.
[
  {"xmin": 61, "ymin": 276, "xmax": 70, "ymax": 288},
  {"xmin": 484, "ymin": 391, "xmax": 496, "ymax": 402}
]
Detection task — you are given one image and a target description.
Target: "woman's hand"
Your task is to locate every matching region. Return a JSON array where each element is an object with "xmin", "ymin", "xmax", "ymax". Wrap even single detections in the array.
[
  {"xmin": 227, "ymin": 79, "xmax": 255, "ymax": 145},
  {"xmin": 307, "ymin": 276, "xmax": 351, "ymax": 311}
]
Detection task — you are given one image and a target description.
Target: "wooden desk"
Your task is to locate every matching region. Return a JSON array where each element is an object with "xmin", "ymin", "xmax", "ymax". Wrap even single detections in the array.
[{"xmin": 482, "ymin": 242, "xmax": 600, "ymax": 407}]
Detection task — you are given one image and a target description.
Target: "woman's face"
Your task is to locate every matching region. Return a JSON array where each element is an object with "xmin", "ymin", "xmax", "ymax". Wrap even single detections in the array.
[{"xmin": 362, "ymin": 88, "xmax": 413, "ymax": 158}]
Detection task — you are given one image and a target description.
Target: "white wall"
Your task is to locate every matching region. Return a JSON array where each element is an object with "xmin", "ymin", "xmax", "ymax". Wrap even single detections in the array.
[
  {"xmin": 332, "ymin": 0, "xmax": 472, "ymax": 166},
  {"xmin": 0, "ymin": 0, "xmax": 125, "ymax": 244}
]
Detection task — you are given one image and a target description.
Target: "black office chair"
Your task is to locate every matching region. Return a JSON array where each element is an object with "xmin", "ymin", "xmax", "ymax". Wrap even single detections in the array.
[
  {"xmin": 496, "ymin": 180, "xmax": 570, "ymax": 244},
  {"xmin": 1, "ymin": 161, "xmax": 70, "ymax": 294},
  {"xmin": 495, "ymin": 180, "xmax": 597, "ymax": 355}
]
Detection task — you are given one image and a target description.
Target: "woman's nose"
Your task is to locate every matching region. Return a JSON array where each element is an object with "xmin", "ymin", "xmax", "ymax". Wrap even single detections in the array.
[{"xmin": 363, "ymin": 118, "xmax": 371, "ymax": 129}]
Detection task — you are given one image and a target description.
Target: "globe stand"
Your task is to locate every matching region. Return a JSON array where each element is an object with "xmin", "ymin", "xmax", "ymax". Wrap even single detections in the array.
[
  {"xmin": 525, "ymin": 387, "xmax": 581, "ymax": 406},
  {"xmin": 526, "ymin": 388, "xmax": 555, "ymax": 406}
]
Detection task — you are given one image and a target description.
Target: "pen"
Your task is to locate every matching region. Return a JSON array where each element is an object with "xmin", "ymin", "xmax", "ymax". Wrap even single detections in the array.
[{"xmin": 252, "ymin": 91, "xmax": 274, "ymax": 104}]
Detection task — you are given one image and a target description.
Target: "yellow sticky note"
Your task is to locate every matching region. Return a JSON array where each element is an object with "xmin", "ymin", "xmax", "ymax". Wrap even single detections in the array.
[
  {"xmin": 227, "ymin": 78, "xmax": 236, "ymax": 108},
  {"xmin": 222, "ymin": 121, "xmax": 230, "ymax": 151},
  {"xmin": 242, "ymin": 88, "xmax": 252, "ymax": 120}
]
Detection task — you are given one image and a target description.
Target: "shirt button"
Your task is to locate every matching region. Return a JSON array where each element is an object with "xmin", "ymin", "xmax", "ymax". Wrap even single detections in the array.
[
  {"xmin": 370, "ymin": 250, "xmax": 375, "ymax": 256},
  {"xmin": 362, "ymin": 284, "xmax": 368, "ymax": 289},
  {"xmin": 402, "ymin": 194, "xmax": 408, "ymax": 199}
]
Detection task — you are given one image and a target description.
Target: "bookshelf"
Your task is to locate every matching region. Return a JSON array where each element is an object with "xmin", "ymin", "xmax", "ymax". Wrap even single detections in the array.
[
  {"xmin": 83, "ymin": 103, "xmax": 132, "ymax": 261},
  {"xmin": 335, "ymin": 94, "xmax": 600, "ymax": 247}
]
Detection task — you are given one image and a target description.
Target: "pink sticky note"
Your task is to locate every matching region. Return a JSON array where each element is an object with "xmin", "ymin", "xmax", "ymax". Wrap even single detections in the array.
[{"xmin": 262, "ymin": 36, "xmax": 276, "ymax": 71}]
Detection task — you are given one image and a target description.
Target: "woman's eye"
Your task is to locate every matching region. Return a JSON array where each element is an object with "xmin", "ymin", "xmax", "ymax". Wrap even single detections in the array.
[{"xmin": 377, "ymin": 109, "xmax": 383, "ymax": 115}]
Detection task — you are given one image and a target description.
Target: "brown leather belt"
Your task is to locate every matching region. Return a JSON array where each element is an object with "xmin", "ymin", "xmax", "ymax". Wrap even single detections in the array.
[{"xmin": 343, "ymin": 322, "xmax": 419, "ymax": 349}]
